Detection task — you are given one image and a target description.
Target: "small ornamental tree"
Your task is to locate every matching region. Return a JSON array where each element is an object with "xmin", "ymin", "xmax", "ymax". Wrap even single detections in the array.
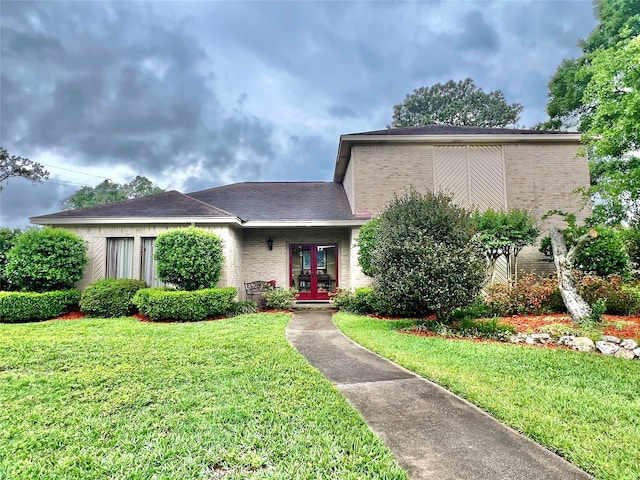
[
  {"xmin": 154, "ymin": 226, "xmax": 224, "ymax": 291},
  {"xmin": 371, "ymin": 189, "xmax": 485, "ymax": 319},
  {"xmin": 5, "ymin": 227, "xmax": 87, "ymax": 292},
  {"xmin": 356, "ymin": 217, "xmax": 381, "ymax": 277}
]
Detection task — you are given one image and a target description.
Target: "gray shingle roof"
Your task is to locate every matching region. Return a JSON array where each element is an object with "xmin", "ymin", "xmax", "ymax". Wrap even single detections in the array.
[
  {"xmin": 187, "ymin": 182, "xmax": 357, "ymax": 221},
  {"xmin": 350, "ymin": 125, "xmax": 573, "ymax": 135},
  {"xmin": 30, "ymin": 190, "xmax": 234, "ymax": 221}
]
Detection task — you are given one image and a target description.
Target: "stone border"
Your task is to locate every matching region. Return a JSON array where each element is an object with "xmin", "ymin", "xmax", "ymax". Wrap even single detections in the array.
[{"xmin": 509, "ymin": 332, "xmax": 640, "ymax": 359}]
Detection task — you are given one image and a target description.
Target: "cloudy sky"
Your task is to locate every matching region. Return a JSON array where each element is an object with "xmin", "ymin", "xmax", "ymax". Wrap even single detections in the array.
[{"xmin": 1, "ymin": 0, "xmax": 597, "ymax": 228}]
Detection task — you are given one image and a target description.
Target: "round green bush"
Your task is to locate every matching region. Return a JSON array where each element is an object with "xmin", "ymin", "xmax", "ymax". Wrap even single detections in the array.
[
  {"xmin": 5, "ymin": 227, "xmax": 87, "ymax": 292},
  {"xmin": 154, "ymin": 227, "xmax": 224, "ymax": 291},
  {"xmin": 80, "ymin": 278, "xmax": 147, "ymax": 318}
]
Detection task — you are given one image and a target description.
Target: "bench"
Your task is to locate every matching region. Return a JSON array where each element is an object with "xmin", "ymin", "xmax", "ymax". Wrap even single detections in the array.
[{"xmin": 244, "ymin": 280, "xmax": 274, "ymax": 301}]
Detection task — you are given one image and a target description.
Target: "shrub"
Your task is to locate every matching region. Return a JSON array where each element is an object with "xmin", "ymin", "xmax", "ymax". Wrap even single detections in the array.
[
  {"xmin": 80, "ymin": 279, "xmax": 147, "ymax": 318},
  {"xmin": 331, "ymin": 287, "xmax": 385, "ymax": 314},
  {"xmin": 0, "ymin": 227, "xmax": 21, "ymax": 291},
  {"xmin": 0, "ymin": 289, "xmax": 81, "ymax": 323},
  {"xmin": 577, "ymin": 273, "xmax": 640, "ymax": 316},
  {"xmin": 485, "ymin": 274, "xmax": 565, "ymax": 316},
  {"xmin": 132, "ymin": 287, "xmax": 236, "ymax": 321},
  {"xmin": 356, "ymin": 218, "xmax": 381, "ymax": 277},
  {"xmin": 415, "ymin": 317, "xmax": 515, "ymax": 341},
  {"xmin": 621, "ymin": 227, "xmax": 640, "ymax": 274},
  {"xmin": 154, "ymin": 227, "xmax": 224, "ymax": 291},
  {"xmin": 371, "ymin": 189, "xmax": 485, "ymax": 319},
  {"xmin": 5, "ymin": 227, "xmax": 87, "ymax": 292},
  {"xmin": 262, "ymin": 287, "xmax": 298, "ymax": 310}
]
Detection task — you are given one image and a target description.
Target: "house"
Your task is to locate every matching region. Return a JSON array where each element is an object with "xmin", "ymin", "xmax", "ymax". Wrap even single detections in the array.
[{"xmin": 31, "ymin": 125, "xmax": 590, "ymax": 300}]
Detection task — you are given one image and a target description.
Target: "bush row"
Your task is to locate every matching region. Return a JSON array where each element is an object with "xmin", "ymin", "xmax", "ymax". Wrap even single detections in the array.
[
  {"xmin": 0, "ymin": 290, "xmax": 81, "ymax": 323},
  {"xmin": 133, "ymin": 287, "xmax": 237, "ymax": 321}
]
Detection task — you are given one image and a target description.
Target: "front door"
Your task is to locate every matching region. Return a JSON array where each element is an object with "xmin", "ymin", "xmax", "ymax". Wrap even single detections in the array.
[{"xmin": 290, "ymin": 243, "xmax": 338, "ymax": 300}]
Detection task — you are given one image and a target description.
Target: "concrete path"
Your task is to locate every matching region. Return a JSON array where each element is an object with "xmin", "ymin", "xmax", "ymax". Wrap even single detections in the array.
[{"xmin": 286, "ymin": 309, "xmax": 592, "ymax": 480}]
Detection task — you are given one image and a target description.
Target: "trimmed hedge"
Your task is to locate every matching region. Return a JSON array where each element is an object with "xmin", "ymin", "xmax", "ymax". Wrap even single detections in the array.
[
  {"xmin": 133, "ymin": 287, "xmax": 237, "ymax": 321},
  {"xmin": 0, "ymin": 289, "xmax": 81, "ymax": 323},
  {"xmin": 80, "ymin": 279, "xmax": 147, "ymax": 318}
]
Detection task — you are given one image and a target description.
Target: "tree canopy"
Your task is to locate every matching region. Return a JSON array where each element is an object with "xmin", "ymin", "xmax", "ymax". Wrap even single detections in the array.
[
  {"xmin": 0, "ymin": 147, "xmax": 49, "ymax": 190},
  {"xmin": 390, "ymin": 78, "xmax": 523, "ymax": 128},
  {"xmin": 62, "ymin": 175, "xmax": 164, "ymax": 210}
]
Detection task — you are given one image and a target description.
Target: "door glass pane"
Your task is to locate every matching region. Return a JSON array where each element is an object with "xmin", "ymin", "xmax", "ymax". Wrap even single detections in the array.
[
  {"xmin": 292, "ymin": 245, "xmax": 311, "ymax": 292},
  {"xmin": 318, "ymin": 245, "xmax": 336, "ymax": 293}
]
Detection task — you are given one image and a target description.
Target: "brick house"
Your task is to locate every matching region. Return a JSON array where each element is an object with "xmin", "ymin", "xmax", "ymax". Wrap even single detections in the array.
[{"xmin": 31, "ymin": 125, "xmax": 590, "ymax": 300}]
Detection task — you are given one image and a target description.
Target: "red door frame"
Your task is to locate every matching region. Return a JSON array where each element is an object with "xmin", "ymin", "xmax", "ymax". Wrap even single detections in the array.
[{"xmin": 289, "ymin": 243, "xmax": 338, "ymax": 300}]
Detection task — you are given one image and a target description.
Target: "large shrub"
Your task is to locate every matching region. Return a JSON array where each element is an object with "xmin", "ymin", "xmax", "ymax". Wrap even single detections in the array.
[
  {"xmin": 5, "ymin": 227, "xmax": 87, "ymax": 292},
  {"xmin": 577, "ymin": 273, "xmax": 640, "ymax": 316},
  {"xmin": 0, "ymin": 289, "xmax": 81, "ymax": 323},
  {"xmin": 0, "ymin": 227, "xmax": 21, "ymax": 291},
  {"xmin": 133, "ymin": 287, "xmax": 236, "ymax": 321},
  {"xmin": 154, "ymin": 226, "xmax": 224, "ymax": 291},
  {"xmin": 371, "ymin": 189, "xmax": 485, "ymax": 319},
  {"xmin": 80, "ymin": 279, "xmax": 147, "ymax": 318}
]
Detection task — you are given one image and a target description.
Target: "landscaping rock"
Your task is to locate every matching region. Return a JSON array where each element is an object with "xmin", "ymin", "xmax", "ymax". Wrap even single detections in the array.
[
  {"xmin": 620, "ymin": 339, "xmax": 638, "ymax": 350},
  {"xmin": 601, "ymin": 335, "xmax": 621, "ymax": 344},
  {"xmin": 530, "ymin": 333, "xmax": 551, "ymax": 344},
  {"xmin": 633, "ymin": 348, "xmax": 640, "ymax": 358},
  {"xmin": 614, "ymin": 348, "xmax": 635, "ymax": 360},
  {"xmin": 568, "ymin": 336, "xmax": 596, "ymax": 352},
  {"xmin": 596, "ymin": 341, "xmax": 620, "ymax": 356}
]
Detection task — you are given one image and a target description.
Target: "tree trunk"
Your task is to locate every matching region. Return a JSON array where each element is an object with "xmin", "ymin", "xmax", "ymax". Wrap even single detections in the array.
[{"xmin": 549, "ymin": 226, "xmax": 598, "ymax": 323}]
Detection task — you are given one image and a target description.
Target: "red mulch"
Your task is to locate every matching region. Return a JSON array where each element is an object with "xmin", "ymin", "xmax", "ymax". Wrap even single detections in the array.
[{"xmin": 54, "ymin": 311, "xmax": 85, "ymax": 320}]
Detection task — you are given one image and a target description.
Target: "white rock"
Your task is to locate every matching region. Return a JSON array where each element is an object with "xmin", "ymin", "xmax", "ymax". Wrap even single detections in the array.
[
  {"xmin": 633, "ymin": 348, "xmax": 640, "ymax": 358},
  {"xmin": 525, "ymin": 336, "xmax": 535, "ymax": 345},
  {"xmin": 570, "ymin": 337, "xmax": 596, "ymax": 352},
  {"xmin": 614, "ymin": 348, "xmax": 635, "ymax": 360},
  {"xmin": 596, "ymin": 341, "xmax": 620, "ymax": 355},
  {"xmin": 620, "ymin": 339, "xmax": 638, "ymax": 350},
  {"xmin": 601, "ymin": 335, "xmax": 621, "ymax": 344}
]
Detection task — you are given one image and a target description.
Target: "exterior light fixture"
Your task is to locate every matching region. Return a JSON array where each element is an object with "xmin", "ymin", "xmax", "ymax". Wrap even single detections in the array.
[{"xmin": 267, "ymin": 237, "xmax": 273, "ymax": 250}]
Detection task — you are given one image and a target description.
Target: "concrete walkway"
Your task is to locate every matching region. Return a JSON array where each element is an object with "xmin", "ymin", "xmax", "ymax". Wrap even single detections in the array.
[{"xmin": 286, "ymin": 309, "xmax": 592, "ymax": 480}]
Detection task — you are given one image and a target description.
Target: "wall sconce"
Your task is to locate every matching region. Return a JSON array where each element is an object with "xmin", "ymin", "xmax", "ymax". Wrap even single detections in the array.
[{"xmin": 267, "ymin": 237, "xmax": 273, "ymax": 250}]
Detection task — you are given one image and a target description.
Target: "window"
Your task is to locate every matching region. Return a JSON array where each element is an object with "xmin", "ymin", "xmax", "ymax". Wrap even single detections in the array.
[
  {"xmin": 141, "ymin": 238, "xmax": 165, "ymax": 287},
  {"xmin": 107, "ymin": 238, "xmax": 134, "ymax": 279}
]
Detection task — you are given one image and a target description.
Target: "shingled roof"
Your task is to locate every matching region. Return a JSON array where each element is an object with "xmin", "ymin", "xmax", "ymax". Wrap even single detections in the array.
[
  {"xmin": 30, "ymin": 190, "xmax": 235, "ymax": 222},
  {"xmin": 350, "ymin": 125, "xmax": 570, "ymax": 135},
  {"xmin": 187, "ymin": 182, "xmax": 357, "ymax": 221}
]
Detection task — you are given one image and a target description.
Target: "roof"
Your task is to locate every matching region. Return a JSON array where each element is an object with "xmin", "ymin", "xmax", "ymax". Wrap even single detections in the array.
[
  {"xmin": 31, "ymin": 183, "xmax": 364, "ymax": 226},
  {"xmin": 30, "ymin": 190, "xmax": 236, "ymax": 223},
  {"xmin": 333, "ymin": 125, "xmax": 582, "ymax": 182},
  {"xmin": 187, "ymin": 182, "xmax": 357, "ymax": 221}
]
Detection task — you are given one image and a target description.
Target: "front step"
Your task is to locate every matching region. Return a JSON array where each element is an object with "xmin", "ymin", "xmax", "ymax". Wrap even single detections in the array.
[{"xmin": 292, "ymin": 301, "xmax": 333, "ymax": 311}]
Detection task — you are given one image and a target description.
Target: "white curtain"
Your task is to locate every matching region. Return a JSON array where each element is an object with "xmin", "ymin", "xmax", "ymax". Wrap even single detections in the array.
[{"xmin": 107, "ymin": 238, "xmax": 134, "ymax": 279}]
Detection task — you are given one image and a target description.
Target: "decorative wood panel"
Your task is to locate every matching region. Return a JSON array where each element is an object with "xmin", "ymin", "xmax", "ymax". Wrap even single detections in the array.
[
  {"xmin": 92, "ymin": 237, "xmax": 106, "ymax": 281},
  {"xmin": 469, "ymin": 146, "xmax": 506, "ymax": 211},
  {"xmin": 434, "ymin": 146, "xmax": 469, "ymax": 206}
]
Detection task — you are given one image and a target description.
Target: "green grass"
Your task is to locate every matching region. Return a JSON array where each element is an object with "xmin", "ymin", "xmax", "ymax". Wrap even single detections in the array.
[
  {"xmin": 0, "ymin": 314, "xmax": 407, "ymax": 479},
  {"xmin": 334, "ymin": 312, "xmax": 640, "ymax": 480}
]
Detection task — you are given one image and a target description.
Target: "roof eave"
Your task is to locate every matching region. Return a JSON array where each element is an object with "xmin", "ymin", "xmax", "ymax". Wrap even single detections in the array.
[
  {"xmin": 29, "ymin": 216, "xmax": 243, "ymax": 226},
  {"xmin": 242, "ymin": 219, "xmax": 370, "ymax": 228}
]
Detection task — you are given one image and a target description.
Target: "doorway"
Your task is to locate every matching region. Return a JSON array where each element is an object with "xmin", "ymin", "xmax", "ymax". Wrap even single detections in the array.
[{"xmin": 290, "ymin": 243, "xmax": 338, "ymax": 300}]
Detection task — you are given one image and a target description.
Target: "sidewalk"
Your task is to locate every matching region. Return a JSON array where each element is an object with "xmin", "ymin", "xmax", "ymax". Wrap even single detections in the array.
[{"xmin": 286, "ymin": 310, "xmax": 592, "ymax": 480}]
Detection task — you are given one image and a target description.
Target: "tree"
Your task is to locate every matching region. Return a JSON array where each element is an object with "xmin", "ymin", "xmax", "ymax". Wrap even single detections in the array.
[
  {"xmin": 390, "ymin": 78, "xmax": 523, "ymax": 128},
  {"xmin": 0, "ymin": 147, "xmax": 49, "ymax": 190},
  {"xmin": 62, "ymin": 175, "xmax": 164, "ymax": 210},
  {"xmin": 370, "ymin": 189, "xmax": 485, "ymax": 319},
  {"xmin": 5, "ymin": 227, "xmax": 87, "ymax": 292},
  {"xmin": 543, "ymin": 0, "xmax": 640, "ymax": 130},
  {"xmin": 154, "ymin": 226, "xmax": 224, "ymax": 291},
  {"xmin": 472, "ymin": 208, "xmax": 539, "ymax": 283},
  {"xmin": 0, "ymin": 227, "xmax": 21, "ymax": 291}
]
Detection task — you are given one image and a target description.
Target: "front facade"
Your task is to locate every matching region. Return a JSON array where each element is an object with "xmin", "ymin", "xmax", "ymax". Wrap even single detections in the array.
[{"xmin": 31, "ymin": 126, "xmax": 590, "ymax": 299}]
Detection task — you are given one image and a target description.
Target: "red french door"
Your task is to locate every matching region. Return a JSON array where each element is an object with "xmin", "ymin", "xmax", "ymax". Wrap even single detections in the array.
[{"xmin": 290, "ymin": 243, "xmax": 338, "ymax": 300}]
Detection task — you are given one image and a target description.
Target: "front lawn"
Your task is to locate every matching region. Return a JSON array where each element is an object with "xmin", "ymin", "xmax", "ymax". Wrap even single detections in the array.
[
  {"xmin": 0, "ymin": 314, "xmax": 406, "ymax": 479},
  {"xmin": 334, "ymin": 312, "xmax": 640, "ymax": 480}
]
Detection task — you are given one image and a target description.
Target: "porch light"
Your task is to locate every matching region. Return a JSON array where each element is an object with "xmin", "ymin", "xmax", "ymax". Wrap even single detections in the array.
[{"xmin": 267, "ymin": 237, "xmax": 273, "ymax": 250}]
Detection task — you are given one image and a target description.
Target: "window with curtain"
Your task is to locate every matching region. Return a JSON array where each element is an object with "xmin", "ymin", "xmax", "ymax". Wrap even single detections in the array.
[
  {"xmin": 141, "ymin": 237, "xmax": 166, "ymax": 287},
  {"xmin": 106, "ymin": 238, "xmax": 134, "ymax": 279}
]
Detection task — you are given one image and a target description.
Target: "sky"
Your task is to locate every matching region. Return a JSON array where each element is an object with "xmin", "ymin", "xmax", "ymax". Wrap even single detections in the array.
[{"xmin": 1, "ymin": 0, "xmax": 598, "ymax": 228}]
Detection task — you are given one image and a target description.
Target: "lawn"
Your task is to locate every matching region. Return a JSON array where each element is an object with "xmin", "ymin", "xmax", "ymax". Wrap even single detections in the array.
[
  {"xmin": 0, "ymin": 314, "xmax": 407, "ymax": 480},
  {"xmin": 333, "ymin": 312, "xmax": 640, "ymax": 480}
]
